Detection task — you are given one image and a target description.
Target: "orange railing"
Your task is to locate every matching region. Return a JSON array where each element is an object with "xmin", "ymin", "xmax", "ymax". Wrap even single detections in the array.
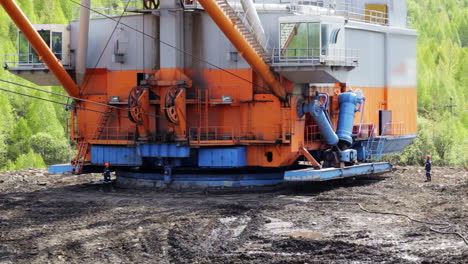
[
  {"xmin": 304, "ymin": 125, "xmax": 322, "ymax": 144},
  {"xmin": 382, "ymin": 122, "xmax": 406, "ymax": 136},
  {"xmin": 189, "ymin": 125, "xmax": 283, "ymax": 144},
  {"xmin": 87, "ymin": 126, "xmax": 137, "ymax": 142},
  {"xmin": 353, "ymin": 123, "xmax": 376, "ymax": 138}
]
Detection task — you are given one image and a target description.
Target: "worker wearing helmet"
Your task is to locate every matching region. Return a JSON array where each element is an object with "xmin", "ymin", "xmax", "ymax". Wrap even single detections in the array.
[
  {"xmin": 103, "ymin": 163, "xmax": 111, "ymax": 182},
  {"xmin": 425, "ymin": 155, "xmax": 432, "ymax": 182}
]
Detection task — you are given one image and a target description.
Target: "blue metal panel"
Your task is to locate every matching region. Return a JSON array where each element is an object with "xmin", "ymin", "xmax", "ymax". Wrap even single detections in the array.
[
  {"xmin": 91, "ymin": 146, "xmax": 142, "ymax": 166},
  {"xmin": 48, "ymin": 164, "xmax": 73, "ymax": 174},
  {"xmin": 138, "ymin": 143, "xmax": 190, "ymax": 158},
  {"xmin": 117, "ymin": 170, "xmax": 283, "ymax": 188},
  {"xmin": 284, "ymin": 162, "xmax": 392, "ymax": 182},
  {"xmin": 354, "ymin": 134, "xmax": 417, "ymax": 158},
  {"xmin": 198, "ymin": 147, "xmax": 247, "ymax": 168},
  {"xmin": 356, "ymin": 146, "xmax": 367, "ymax": 160},
  {"xmin": 381, "ymin": 135, "xmax": 416, "ymax": 154}
]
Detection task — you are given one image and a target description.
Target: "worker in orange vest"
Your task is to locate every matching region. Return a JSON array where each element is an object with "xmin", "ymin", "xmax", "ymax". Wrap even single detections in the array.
[
  {"xmin": 103, "ymin": 163, "xmax": 111, "ymax": 182},
  {"xmin": 424, "ymin": 155, "xmax": 432, "ymax": 182}
]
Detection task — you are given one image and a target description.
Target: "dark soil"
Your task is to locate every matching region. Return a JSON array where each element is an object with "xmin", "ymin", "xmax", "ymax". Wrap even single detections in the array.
[{"xmin": 0, "ymin": 166, "xmax": 466, "ymax": 263}]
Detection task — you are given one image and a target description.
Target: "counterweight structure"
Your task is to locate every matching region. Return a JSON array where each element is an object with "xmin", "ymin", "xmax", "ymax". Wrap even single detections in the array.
[{"xmin": 2, "ymin": 0, "xmax": 417, "ymax": 187}]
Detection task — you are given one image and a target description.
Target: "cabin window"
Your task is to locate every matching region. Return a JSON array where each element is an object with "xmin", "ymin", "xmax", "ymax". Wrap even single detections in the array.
[
  {"xmin": 279, "ymin": 22, "xmax": 321, "ymax": 57},
  {"xmin": 38, "ymin": 30, "xmax": 51, "ymax": 47},
  {"xmin": 17, "ymin": 30, "xmax": 63, "ymax": 64},
  {"xmin": 307, "ymin": 23, "xmax": 320, "ymax": 56},
  {"xmin": 321, "ymin": 24, "xmax": 329, "ymax": 55},
  {"xmin": 18, "ymin": 32, "xmax": 29, "ymax": 63},
  {"xmin": 330, "ymin": 29, "xmax": 340, "ymax": 44},
  {"xmin": 52, "ymin": 32, "xmax": 62, "ymax": 60}
]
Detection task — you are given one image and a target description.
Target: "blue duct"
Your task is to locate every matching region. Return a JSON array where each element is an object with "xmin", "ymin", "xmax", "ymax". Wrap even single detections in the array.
[
  {"xmin": 336, "ymin": 91, "xmax": 364, "ymax": 149},
  {"xmin": 302, "ymin": 94, "xmax": 339, "ymax": 146},
  {"xmin": 300, "ymin": 90, "xmax": 364, "ymax": 148}
]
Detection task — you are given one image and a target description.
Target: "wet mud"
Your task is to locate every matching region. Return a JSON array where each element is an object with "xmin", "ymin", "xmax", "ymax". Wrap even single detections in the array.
[{"xmin": 0, "ymin": 166, "xmax": 466, "ymax": 263}]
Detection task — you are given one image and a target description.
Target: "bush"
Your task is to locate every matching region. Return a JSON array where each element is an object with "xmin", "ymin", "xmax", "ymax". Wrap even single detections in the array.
[
  {"xmin": 14, "ymin": 150, "xmax": 45, "ymax": 170},
  {"xmin": 30, "ymin": 132, "xmax": 72, "ymax": 165}
]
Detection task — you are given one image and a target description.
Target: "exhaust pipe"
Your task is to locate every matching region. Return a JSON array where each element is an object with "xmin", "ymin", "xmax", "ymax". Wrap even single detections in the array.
[
  {"xmin": 76, "ymin": 0, "xmax": 91, "ymax": 87},
  {"xmin": 240, "ymin": 0, "xmax": 267, "ymax": 50}
]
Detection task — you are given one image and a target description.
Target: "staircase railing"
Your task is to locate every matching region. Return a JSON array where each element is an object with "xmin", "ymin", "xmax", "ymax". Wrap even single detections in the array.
[
  {"xmin": 215, "ymin": 0, "xmax": 270, "ymax": 62},
  {"xmin": 197, "ymin": 0, "xmax": 286, "ymax": 100},
  {"xmin": 365, "ymin": 126, "xmax": 385, "ymax": 162},
  {"xmin": 72, "ymin": 106, "xmax": 113, "ymax": 174}
]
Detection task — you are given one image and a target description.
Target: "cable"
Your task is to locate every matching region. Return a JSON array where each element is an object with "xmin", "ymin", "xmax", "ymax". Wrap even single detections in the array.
[
  {"xmin": 68, "ymin": 0, "xmax": 270, "ymax": 92},
  {"xmin": 309, "ymin": 199, "xmax": 467, "ymax": 246},
  {"xmin": 429, "ymin": 227, "xmax": 468, "ymax": 246},
  {"xmin": 0, "ymin": 78, "xmax": 166, "ymax": 120},
  {"xmin": 0, "ymin": 87, "xmax": 131, "ymax": 120},
  {"xmin": 356, "ymin": 203, "xmax": 450, "ymax": 226}
]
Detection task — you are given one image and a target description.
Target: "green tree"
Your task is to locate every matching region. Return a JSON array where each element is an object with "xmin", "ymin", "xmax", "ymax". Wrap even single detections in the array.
[{"xmin": 30, "ymin": 133, "xmax": 72, "ymax": 165}]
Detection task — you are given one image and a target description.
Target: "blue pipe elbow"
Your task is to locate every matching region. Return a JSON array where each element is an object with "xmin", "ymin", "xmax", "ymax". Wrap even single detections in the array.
[{"xmin": 306, "ymin": 99, "xmax": 339, "ymax": 146}]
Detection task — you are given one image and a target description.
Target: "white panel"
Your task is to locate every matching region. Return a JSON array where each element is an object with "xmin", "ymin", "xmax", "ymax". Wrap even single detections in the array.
[
  {"xmin": 345, "ymin": 28, "xmax": 385, "ymax": 87},
  {"xmin": 387, "ymin": 33, "xmax": 417, "ymax": 88},
  {"xmin": 70, "ymin": 15, "xmax": 158, "ymax": 71}
]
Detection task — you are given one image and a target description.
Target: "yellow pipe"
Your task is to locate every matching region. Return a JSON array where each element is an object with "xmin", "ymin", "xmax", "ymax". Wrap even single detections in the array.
[
  {"xmin": 197, "ymin": 0, "xmax": 287, "ymax": 100},
  {"xmin": 0, "ymin": 0, "xmax": 80, "ymax": 98}
]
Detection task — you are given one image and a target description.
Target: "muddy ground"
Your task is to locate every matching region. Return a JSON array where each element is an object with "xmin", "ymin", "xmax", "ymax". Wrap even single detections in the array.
[{"xmin": 0, "ymin": 166, "xmax": 466, "ymax": 263}]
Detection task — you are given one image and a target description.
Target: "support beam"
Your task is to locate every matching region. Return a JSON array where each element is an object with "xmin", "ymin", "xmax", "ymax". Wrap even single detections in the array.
[{"xmin": 197, "ymin": 0, "xmax": 286, "ymax": 100}]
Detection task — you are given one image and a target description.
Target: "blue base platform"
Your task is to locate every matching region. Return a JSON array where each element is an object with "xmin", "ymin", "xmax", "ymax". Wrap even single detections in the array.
[
  {"xmin": 284, "ymin": 162, "xmax": 392, "ymax": 182},
  {"xmin": 116, "ymin": 162, "xmax": 392, "ymax": 189},
  {"xmin": 48, "ymin": 164, "xmax": 74, "ymax": 174},
  {"xmin": 49, "ymin": 163, "xmax": 393, "ymax": 188},
  {"xmin": 116, "ymin": 171, "xmax": 284, "ymax": 189}
]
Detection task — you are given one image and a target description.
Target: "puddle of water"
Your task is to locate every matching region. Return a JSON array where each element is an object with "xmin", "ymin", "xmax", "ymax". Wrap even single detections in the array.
[{"xmin": 282, "ymin": 231, "xmax": 326, "ymax": 239}]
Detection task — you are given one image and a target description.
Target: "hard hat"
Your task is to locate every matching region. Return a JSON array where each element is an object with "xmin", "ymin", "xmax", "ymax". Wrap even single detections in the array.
[
  {"xmin": 426, "ymin": 155, "xmax": 431, "ymax": 159},
  {"xmin": 104, "ymin": 162, "xmax": 110, "ymax": 166}
]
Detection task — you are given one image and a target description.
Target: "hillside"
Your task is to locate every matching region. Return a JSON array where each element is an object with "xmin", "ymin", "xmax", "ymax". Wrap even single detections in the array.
[{"xmin": 0, "ymin": 0, "xmax": 466, "ymax": 170}]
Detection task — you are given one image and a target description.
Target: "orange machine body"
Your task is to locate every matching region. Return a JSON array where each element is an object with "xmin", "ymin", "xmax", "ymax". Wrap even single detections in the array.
[{"xmin": 2, "ymin": 0, "xmax": 417, "ymax": 179}]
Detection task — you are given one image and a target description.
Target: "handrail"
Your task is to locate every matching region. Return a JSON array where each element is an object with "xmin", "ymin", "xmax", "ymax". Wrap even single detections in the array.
[
  {"xmin": 291, "ymin": 0, "xmax": 390, "ymax": 26},
  {"xmin": 4, "ymin": 53, "xmax": 72, "ymax": 68},
  {"xmin": 0, "ymin": 0, "xmax": 80, "ymax": 98},
  {"xmin": 271, "ymin": 48, "xmax": 358, "ymax": 66}
]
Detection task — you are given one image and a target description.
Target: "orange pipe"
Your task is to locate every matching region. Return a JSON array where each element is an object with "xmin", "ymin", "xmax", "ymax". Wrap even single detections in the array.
[
  {"xmin": 197, "ymin": 0, "xmax": 287, "ymax": 100},
  {"xmin": 0, "ymin": 0, "xmax": 80, "ymax": 98}
]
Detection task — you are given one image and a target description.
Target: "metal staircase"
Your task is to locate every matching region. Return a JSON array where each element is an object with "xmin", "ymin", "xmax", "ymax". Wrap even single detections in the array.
[
  {"xmin": 215, "ymin": 0, "xmax": 270, "ymax": 62},
  {"xmin": 72, "ymin": 107, "xmax": 112, "ymax": 174},
  {"xmin": 365, "ymin": 127, "xmax": 385, "ymax": 162},
  {"xmin": 72, "ymin": 140, "xmax": 89, "ymax": 174},
  {"xmin": 93, "ymin": 107, "xmax": 113, "ymax": 140}
]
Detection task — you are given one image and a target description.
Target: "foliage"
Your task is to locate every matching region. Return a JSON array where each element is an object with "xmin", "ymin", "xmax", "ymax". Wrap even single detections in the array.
[
  {"xmin": 0, "ymin": 0, "xmax": 73, "ymax": 170},
  {"xmin": 12, "ymin": 150, "xmax": 46, "ymax": 170},
  {"xmin": 30, "ymin": 133, "xmax": 72, "ymax": 165},
  {"xmin": 391, "ymin": 0, "xmax": 468, "ymax": 167}
]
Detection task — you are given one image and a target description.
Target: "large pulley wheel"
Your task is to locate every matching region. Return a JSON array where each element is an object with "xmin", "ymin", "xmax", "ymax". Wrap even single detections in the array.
[
  {"xmin": 128, "ymin": 86, "xmax": 145, "ymax": 123},
  {"xmin": 143, "ymin": 0, "xmax": 159, "ymax": 10},
  {"xmin": 165, "ymin": 86, "xmax": 181, "ymax": 124}
]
